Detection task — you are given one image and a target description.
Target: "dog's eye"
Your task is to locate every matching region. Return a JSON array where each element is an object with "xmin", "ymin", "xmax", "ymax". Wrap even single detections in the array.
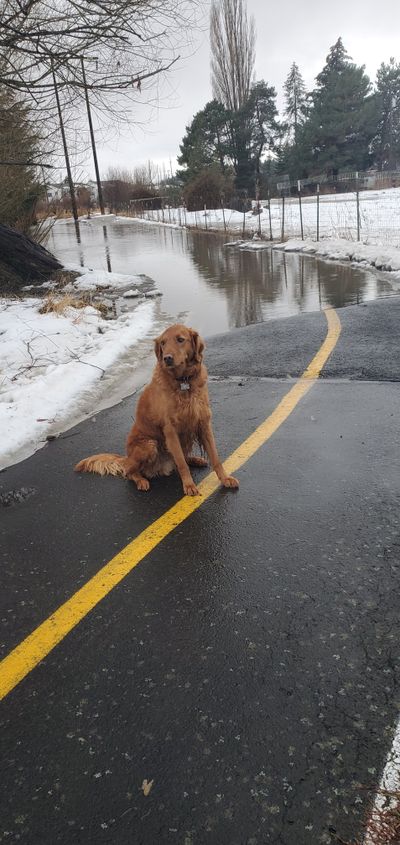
[
  {"xmin": 177, "ymin": 337, "xmax": 185, "ymax": 343},
  {"xmin": 160, "ymin": 340, "xmax": 165, "ymax": 347}
]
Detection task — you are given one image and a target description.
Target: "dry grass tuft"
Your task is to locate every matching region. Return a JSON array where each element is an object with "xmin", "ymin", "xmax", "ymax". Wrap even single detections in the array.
[
  {"xmin": 38, "ymin": 293, "xmax": 108, "ymax": 317},
  {"xmin": 51, "ymin": 269, "xmax": 80, "ymax": 290}
]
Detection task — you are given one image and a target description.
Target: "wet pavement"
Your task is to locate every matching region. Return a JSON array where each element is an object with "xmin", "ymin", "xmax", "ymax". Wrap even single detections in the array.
[{"xmin": 1, "ymin": 297, "xmax": 400, "ymax": 845}]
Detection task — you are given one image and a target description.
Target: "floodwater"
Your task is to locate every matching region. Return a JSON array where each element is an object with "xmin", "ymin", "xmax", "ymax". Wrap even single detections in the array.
[{"xmin": 47, "ymin": 216, "xmax": 397, "ymax": 337}]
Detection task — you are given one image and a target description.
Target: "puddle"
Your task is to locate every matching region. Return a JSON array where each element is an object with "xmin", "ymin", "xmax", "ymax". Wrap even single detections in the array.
[{"xmin": 47, "ymin": 217, "xmax": 399, "ymax": 337}]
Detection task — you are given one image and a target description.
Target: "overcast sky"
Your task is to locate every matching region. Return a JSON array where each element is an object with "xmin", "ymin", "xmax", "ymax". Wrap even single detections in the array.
[{"xmin": 93, "ymin": 0, "xmax": 400, "ymax": 179}]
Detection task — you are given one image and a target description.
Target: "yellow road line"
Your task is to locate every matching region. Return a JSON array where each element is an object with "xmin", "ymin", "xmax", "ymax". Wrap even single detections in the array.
[{"xmin": 0, "ymin": 308, "xmax": 341, "ymax": 701}]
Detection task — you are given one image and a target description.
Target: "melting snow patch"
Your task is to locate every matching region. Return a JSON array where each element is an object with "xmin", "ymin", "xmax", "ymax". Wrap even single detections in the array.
[{"xmin": 0, "ymin": 295, "xmax": 155, "ymax": 470}]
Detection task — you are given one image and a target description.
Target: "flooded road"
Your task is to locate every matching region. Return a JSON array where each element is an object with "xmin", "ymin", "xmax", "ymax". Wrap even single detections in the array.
[{"xmin": 47, "ymin": 216, "xmax": 396, "ymax": 337}]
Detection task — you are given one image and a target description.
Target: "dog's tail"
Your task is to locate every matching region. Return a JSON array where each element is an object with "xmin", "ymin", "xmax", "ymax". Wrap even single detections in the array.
[{"xmin": 74, "ymin": 453, "xmax": 127, "ymax": 477}]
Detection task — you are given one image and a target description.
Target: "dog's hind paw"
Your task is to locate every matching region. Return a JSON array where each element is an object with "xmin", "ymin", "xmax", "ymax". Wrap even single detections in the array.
[{"xmin": 136, "ymin": 478, "xmax": 150, "ymax": 491}]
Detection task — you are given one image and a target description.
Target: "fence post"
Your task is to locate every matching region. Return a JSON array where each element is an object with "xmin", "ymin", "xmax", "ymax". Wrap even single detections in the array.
[
  {"xmin": 281, "ymin": 194, "xmax": 285, "ymax": 241},
  {"xmin": 268, "ymin": 190, "xmax": 273, "ymax": 241},
  {"xmin": 204, "ymin": 203, "xmax": 208, "ymax": 230},
  {"xmin": 316, "ymin": 184, "xmax": 320, "ymax": 242},
  {"xmin": 356, "ymin": 172, "xmax": 360, "ymax": 242},
  {"xmin": 221, "ymin": 195, "xmax": 227, "ymax": 232},
  {"xmin": 298, "ymin": 180, "xmax": 304, "ymax": 240},
  {"xmin": 183, "ymin": 203, "xmax": 187, "ymax": 227},
  {"xmin": 168, "ymin": 204, "xmax": 171, "ymax": 224},
  {"xmin": 161, "ymin": 200, "xmax": 165, "ymax": 224}
]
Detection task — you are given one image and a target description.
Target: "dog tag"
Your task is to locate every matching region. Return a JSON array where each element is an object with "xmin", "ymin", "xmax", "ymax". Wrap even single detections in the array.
[{"xmin": 180, "ymin": 382, "xmax": 190, "ymax": 391}]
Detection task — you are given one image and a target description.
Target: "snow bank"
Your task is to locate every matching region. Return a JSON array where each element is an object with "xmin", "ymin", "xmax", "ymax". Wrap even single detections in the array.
[
  {"xmin": 271, "ymin": 238, "xmax": 400, "ymax": 282},
  {"xmin": 130, "ymin": 186, "xmax": 400, "ymax": 248},
  {"xmin": 221, "ymin": 235, "xmax": 400, "ymax": 284},
  {"xmin": 0, "ymin": 296, "xmax": 155, "ymax": 470}
]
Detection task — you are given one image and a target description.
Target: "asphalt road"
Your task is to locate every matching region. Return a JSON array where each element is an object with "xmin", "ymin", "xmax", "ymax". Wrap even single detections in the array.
[{"xmin": 1, "ymin": 296, "xmax": 400, "ymax": 845}]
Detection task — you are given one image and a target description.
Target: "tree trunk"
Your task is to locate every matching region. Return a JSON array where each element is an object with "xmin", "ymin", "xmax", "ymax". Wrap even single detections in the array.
[{"xmin": 0, "ymin": 224, "xmax": 62, "ymax": 292}]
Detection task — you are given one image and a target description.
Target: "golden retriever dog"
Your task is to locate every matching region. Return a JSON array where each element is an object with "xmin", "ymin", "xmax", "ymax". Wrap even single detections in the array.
[{"xmin": 75, "ymin": 324, "xmax": 239, "ymax": 497}]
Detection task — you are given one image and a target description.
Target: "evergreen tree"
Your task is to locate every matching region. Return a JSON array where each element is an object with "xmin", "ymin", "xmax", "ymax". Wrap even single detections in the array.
[
  {"xmin": 283, "ymin": 62, "xmax": 308, "ymax": 143},
  {"xmin": 0, "ymin": 86, "xmax": 43, "ymax": 230},
  {"xmin": 371, "ymin": 58, "xmax": 400, "ymax": 170},
  {"xmin": 237, "ymin": 81, "xmax": 279, "ymax": 195},
  {"xmin": 177, "ymin": 100, "xmax": 231, "ymax": 183},
  {"xmin": 304, "ymin": 38, "xmax": 375, "ymax": 175}
]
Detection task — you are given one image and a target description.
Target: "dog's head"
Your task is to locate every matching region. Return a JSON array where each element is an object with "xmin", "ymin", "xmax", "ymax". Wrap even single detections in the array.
[{"xmin": 154, "ymin": 324, "xmax": 205, "ymax": 372}]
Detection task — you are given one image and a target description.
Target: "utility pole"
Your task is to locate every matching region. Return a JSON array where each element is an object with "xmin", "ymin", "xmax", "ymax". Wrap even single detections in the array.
[
  {"xmin": 51, "ymin": 61, "xmax": 80, "ymax": 241},
  {"xmin": 80, "ymin": 57, "xmax": 105, "ymax": 215}
]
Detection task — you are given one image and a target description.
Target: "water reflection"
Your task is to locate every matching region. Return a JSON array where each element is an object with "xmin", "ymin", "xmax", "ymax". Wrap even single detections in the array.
[{"xmin": 47, "ymin": 218, "xmax": 396, "ymax": 336}]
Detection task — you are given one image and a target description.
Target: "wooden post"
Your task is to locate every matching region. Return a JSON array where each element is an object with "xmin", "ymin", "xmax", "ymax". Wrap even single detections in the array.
[
  {"xmin": 51, "ymin": 62, "xmax": 80, "ymax": 241},
  {"xmin": 80, "ymin": 57, "xmax": 105, "ymax": 215},
  {"xmin": 281, "ymin": 194, "xmax": 285, "ymax": 241},
  {"xmin": 204, "ymin": 204, "xmax": 208, "ymax": 230},
  {"xmin": 356, "ymin": 172, "xmax": 360, "ymax": 241},
  {"xmin": 317, "ymin": 184, "xmax": 320, "ymax": 242}
]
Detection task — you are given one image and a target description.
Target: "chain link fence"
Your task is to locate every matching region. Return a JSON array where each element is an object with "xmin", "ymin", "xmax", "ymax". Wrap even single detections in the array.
[{"xmin": 128, "ymin": 171, "xmax": 400, "ymax": 248}]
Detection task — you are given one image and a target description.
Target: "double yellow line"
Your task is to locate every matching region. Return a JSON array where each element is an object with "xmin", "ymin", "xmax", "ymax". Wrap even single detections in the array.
[{"xmin": 0, "ymin": 308, "xmax": 341, "ymax": 701}]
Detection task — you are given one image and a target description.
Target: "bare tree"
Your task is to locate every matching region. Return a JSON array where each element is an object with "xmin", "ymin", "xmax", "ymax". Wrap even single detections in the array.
[
  {"xmin": 210, "ymin": 0, "xmax": 256, "ymax": 113},
  {"xmin": 0, "ymin": 0, "xmax": 201, "ymax": 105}
]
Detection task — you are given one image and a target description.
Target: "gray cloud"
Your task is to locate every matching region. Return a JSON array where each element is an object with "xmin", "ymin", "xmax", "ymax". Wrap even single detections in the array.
[{"xmin": 96, "ymin": 0, "xmax": 400, "ymax": 176}]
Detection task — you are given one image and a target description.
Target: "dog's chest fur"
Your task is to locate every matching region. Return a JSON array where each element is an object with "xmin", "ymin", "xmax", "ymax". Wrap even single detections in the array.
[{"xmin": 170, "ymin": 384, "xmax": 209, "ymax": 432}]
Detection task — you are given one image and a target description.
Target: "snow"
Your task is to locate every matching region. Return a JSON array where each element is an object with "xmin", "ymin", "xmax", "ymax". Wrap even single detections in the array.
[
  {"xmin": 131, "ymin": 185, "xmax": 400, "ymax": 248},
  {"xmin": 61, "ymin": 266, "xmax": 151, "ymax": 292},
  {"xmin": 220, "ymin": 236, "xmax": 400, "ymax": 285},
  {"xmin": 0, "ymin": 293, "xmax": 155, "ymax": 470},
  {"xmin": 126, "ymin": 185, "xmax": 400, "ymax": 283},
  {"xmin": 3, "ymin": 185, "xmax": 400, "ymax": 470}
]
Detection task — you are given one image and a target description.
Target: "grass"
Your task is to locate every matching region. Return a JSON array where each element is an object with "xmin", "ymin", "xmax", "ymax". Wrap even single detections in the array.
[{"xmin": 38, "ymin": 293, "xmax": 108, "ymax": 318}]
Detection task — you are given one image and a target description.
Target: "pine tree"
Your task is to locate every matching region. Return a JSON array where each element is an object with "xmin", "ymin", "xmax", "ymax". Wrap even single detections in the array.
[
  {"xmin": 283, "ymin": 62, "xmax": 308, "ymax": 143},
  {"xmin": 371, "ymin": 58, "xmax": 400, "ymax": 170},
  {"xmin": 177, "ymin": 100, "xmax": 231, "ymax": 183},
  {"xmin": 240, "ymin": 81, "xmax": 279, "ymax": 195},
  {"xmin": 0, "ymin": 87, "xmax": 43, "ymax": 230},
  {"xmin": 304, "ymin": 38, "xmax": 375, "ymax": 175}
]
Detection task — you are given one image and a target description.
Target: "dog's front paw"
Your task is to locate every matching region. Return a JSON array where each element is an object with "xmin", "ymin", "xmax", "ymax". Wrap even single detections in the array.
[
  {"xmin": 183, "ymin": 481, "xmax": 201, "ymax": 497},
  {"xmin": 222, "ymin": 475, "xmax": 239, "ymax": 489}
]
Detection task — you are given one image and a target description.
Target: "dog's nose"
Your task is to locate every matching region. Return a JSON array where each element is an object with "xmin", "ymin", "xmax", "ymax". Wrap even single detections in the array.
[{"xmin": 163, "ymin": 354, "xmax": 174, "ymax": 366}]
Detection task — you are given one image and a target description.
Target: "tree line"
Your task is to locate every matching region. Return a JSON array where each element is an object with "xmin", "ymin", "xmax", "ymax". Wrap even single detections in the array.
[{"xmin": 178, "ymin": 4, "xmax": 400, "ymax": 208}]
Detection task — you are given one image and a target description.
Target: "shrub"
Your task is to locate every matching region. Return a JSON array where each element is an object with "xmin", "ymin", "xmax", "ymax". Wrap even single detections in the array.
[{"xmin": 183, "ymin": 168, "xmax": 234, "ymax": 211}]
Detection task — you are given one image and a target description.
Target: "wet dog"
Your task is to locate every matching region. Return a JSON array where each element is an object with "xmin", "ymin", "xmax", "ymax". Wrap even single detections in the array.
[{"xmin": 75, "ymin": 324, "xmax": 239, "ymax": 496}]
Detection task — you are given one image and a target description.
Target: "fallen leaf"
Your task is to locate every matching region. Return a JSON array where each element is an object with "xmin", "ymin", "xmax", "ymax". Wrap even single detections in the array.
[{"xmin": 141, "ymin": 779, "xmax": 154, "ymax": 797}]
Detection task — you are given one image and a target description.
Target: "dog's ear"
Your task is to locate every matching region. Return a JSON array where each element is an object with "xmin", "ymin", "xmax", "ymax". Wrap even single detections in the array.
[
  {"xmin": 190, "ymin": 329, "xmax": 205, "ymax": 363},
  {"xmin": 154, "ymin": 336, "xmax": 163, "ymax": 361}
]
